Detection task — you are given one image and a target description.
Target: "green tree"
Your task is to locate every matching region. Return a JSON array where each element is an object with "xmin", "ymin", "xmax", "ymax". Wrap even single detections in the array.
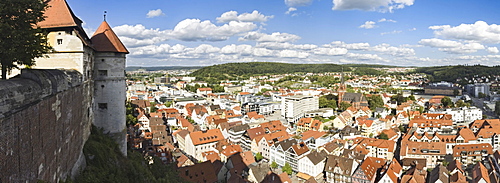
[
  {"xmin": 319, "ymin": 95, "xmax": 337, "ymax": 109},
  {"xmin": 271, "ymin": 161, "xmax": 278, "ymax": 169},
  {"xmin": 453, "ymin": 89, "xmax": 460, "ymax": 96},
  {"xmin": 255, "ymin": 152, "xmax": 263, "ymax": 162},
  {"xmin": 495, "ymin": 101, "xmax": 500, "ymax": 116},
  {"xmin": 379, "ymin": 132, "xmax": 389, "ymax": 140},
  {"xmin": 339, "ymin": 101, "xmax": 352, "ymax": 111},
  {"xmin": 367, "ymin": 95, "xmax": 384, "ymax": 110},
  {"xmin": 0, "ymin": 0, "xmax": 52, "ymax": 79},
  {"xmin": 441, "ymin": 96, "xmax": 453, "ymax": 108},
  {"xmin": 478, "ymin": 92, "xmax": 487, "ymax": 99},
  {"xmin": 455, "ymin": 100, "xmax": 470, "ymax": 108},
  {"xmin": 282, "ymin": 162, "xmax": 293, "ymax": 175}
]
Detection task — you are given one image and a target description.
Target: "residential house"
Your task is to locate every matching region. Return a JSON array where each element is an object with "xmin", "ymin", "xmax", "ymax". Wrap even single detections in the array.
[
  {"xmin": 298, "ymin": 150, "xmax": 326, "ymax": 181},
  {"xmin": 452, "ymin": 143, "xmax": 493, "ymax": 165},
  {"xmin": 178, "ymin": 161, "xmax": 218, "ymax": 183},
  {"xmin": 184, "ymin": 129, "xmax": 224, "ymax": 160},
  {"xmin": 324, "ymin": 155, "xmax": 359, "ymax": 183},
  {"xmin": 351, "ymin": 157, "xmax": 387, "ymax": 183},
  {"xmin": 296, "ymin": 118, "xmax": 324, "ymax": 132}
]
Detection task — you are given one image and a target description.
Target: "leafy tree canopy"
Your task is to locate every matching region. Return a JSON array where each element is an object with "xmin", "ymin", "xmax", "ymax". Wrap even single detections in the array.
[{"xmin": 0, "ymin": 0, "xmax": 52, "ymax": 79}]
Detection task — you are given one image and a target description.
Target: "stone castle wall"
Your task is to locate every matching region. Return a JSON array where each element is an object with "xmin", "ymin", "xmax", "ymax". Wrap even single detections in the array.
[{"xmin": 0, "ymin": 69, "xmax": 92, "ymax": 182}]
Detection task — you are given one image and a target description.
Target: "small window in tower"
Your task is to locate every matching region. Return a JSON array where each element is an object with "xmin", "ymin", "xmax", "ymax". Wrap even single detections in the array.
[
  {"xmin": 101, "ymin": 59, "xmax": 105, "ymax": 62},
  {"xmin": 57, "ymin": 39, "xmax": 63, "ymax": 45},
  {"xmin": 98, "ymin": 70, "xmax": 108, "ymax": 76},
  {"xmin": 98, "ymin": 103, "xmax": 108, "ymax": 109},
  {"xmin": 66, "ymin": 30, "xmax": 72, "ymax": 35}
]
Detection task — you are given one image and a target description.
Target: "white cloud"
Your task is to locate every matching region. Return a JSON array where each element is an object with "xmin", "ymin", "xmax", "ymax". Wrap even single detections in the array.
[
  {"xmin": 487, "ymin": 47, "xmax": 499, "ymax": 54},
  {"xmin": 253, "ymin": 48, "xmax": 275, "ymax": 57},
  {"xmin": 430, "ymin": 21, "xmax": 500, "ymax": 44},
  {"xmin": 279, "ymin": 50, "xmax": 310, "ymax": 58},
  {"xmin": 285, "ymin": 0, "xmax": 313, "ymax": 7},
  {"xmin": 256, "ymin": 42, "xmax": 317, "ymax": 50},
  {"xmin": 378, "ymin": 18, "xmax": 396, "ymax": 23},
  {"xmin": 216, "ymin": 10, "xmax": 274, "ymax": 23},
  {"xmin": 359, "ymin": 21, "xmax": 376, "ymax": 29},
  {"xmin": 332, "ymin": 0, "xmax": 415, "ymax": 13},
  {"xmin": 239, "ymin": 32, "xmax": 301, "ymax": 42},
  {"xmin": 170, "ymin": 19, "xmax": 257, "ymax": 41},
  {"xmin": 220, "ymin": 44, "xmax": 253, "ymax": 55},
  {"xmin": 113, "ymin": 24, "xmax": 169, "ymax": 47},
  {"xmin": 346, "ymin": 53, "xmax": 383, "ymax": 60},
  {"xmin": 285, "ymin": 7, "xmax": 298, "ymax": 15},
  {"xmin": 146, "ymin": 9, "xmax": 165, "ymax": 18},
  {"xmin": 371, "ymin": 43, "xmax": 415, "ymax": 56},
  {"xmin": 419, "ymin": 38, "xmax": 485, "ymax": 54},
  {"xmin": 330, "ymin": 41, "xmax": 371, "ymax": 50},
  {"xmin": 313, "ymin": 47, "xmax": 348, "ymax": 56},
  {"xmin": 380, "ymin": 30, "xmax": 402, "ymax": 35}
]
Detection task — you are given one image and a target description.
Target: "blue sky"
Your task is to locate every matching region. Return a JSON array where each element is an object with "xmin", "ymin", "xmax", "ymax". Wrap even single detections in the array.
[{"xmin": 67, "ymin": 0, "xmax": 500, "ymax": 67}]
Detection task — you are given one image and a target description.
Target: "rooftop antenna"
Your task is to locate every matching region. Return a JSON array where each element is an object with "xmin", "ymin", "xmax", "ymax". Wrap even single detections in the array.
[{"xmin": 104, "ymin": 11, "xmax": 107, "ymax": 21}]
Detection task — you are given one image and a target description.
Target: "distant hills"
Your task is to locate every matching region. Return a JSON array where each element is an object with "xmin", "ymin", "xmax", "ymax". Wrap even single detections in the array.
[
  {"xmin": 125, "ymin": 66, "xmax": 204, "ymax": 71},
  {"xmin": 188, "ymin": 62, "xmax": 399, "ymax": 81},
  {"xmin": 415, "ymin": 65, "xmax": 500, "ymax": 83}
]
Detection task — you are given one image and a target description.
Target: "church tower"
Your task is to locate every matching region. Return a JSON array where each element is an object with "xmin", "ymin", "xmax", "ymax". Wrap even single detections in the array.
[
  {"xmin": 91, "ymin": 20, "xmax": 129, "ymax": 155},
  {"xmin": 338, "ymin": 69, "xmax": 346, "ymax": 107}
]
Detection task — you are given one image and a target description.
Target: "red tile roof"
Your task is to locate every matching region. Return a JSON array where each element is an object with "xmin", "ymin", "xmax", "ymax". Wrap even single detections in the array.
[
  {"xmin": 91, "ymin": 21, "xmax": 129, "ymax": 53},
  {"xmin": 189, "ymin": 129, "xmax": 224, "ymax": 146},
  {"xmin": 38, "ymin": 0, "xmax": 82, "ymax": 28}
]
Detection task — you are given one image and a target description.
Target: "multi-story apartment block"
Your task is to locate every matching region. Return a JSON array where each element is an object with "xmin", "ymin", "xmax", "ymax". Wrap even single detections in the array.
[
  {"xmin": 281, "ymin": 95, "xmax": 319, "ymax": 123},
  {"xmin": 452, "ymin": 143, "xmax": 493, "ymax": 165},
  {"xmin": 428, "ymin": 107, "xmax": 482, "ymax": 124}
]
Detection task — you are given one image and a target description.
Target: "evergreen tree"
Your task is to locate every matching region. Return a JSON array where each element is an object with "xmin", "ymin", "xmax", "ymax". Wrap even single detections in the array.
[{"xmin": 0, "ymin": 0, "xmax": 52, "ymax": 79}]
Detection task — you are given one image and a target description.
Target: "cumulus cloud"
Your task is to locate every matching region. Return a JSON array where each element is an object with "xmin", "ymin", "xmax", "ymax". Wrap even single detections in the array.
[
  {"xmin": 279, "ymin": 50, "xmax": 309, "ymax": 58},
  {"xmin": 378, "ymin": 18, "xmax": 396, "ymax": 23},
  {"xmin": 332, "ymin": 0, "xmax": 415, "ymax": 13},
  {"xmin": 113, "ymin": 24, "xmax": 169, "ymax": 47},
  {"xmin": 346, "ymin": 53, "xmax": 383, "ymax": 60},
  {"xmin": 256, "ymin": 42, "xmax": 317, "ymax": 50},
  {"xmin": 239, "ymin": 32, "xmax": 301, "ymax": 42},
  {"xmin": 170, "ymin": 19, "xmax": 257, "ymax": 41},
  {"xmin": 285, "ymin": 0, "xmax": 313, "ymax": 7},
  {"xmin": 419, "ymin": 38, "xmax": 485, "ymax": 54},
  {"xmin": 220, "ymin": 44, "xmax": 253, "ymax": 55},
  {"xmin": 371, "ymin": 43, "xmax": 415, "ymax": 56},
  {"xmin": 330, "ymin": 41, "xmax": 371, "ymax": 50},
  {"xmin": 285, "ymin": 7, "xmax": 298, "ymax": 15},
  {"xmin": 313, "ymin": 47, "xmax": 348, "ymax": 56},
  {"xmin": 380, "ymin": 30, "xmax": 402, "ymax": 35},
  {"xmin": 216, "ymin": 10, "xmax": 274, "ymax": 23},
  {"xmin": 146, "ymin": 9, "xmax": 165, "ymax": 18},
  {"xmin": 429, "ymin": 21, "xmax": 500, "ymax": 44},
  {"xmin": 359, "ymin": 21, "xmax": 376, "ymax": 29},
  {"xmin": 487, "ymin": 47, "xmax": 499, "ymax": 54}
]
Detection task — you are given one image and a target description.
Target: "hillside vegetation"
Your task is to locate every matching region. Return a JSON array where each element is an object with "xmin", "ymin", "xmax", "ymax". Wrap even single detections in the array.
[
  {"xmin": 70, "ymin": 126, "xmax": 184, "ymax": 183},
  {"xmin": 189, "ymin": 62, "xmax": 388, "ymax": 81},
  {"xmin": 414, "ymin": 65, "xmax": 500, "ymax": 83}
]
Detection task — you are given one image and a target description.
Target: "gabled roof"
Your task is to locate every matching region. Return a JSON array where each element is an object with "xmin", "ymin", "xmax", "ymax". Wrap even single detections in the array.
[
  {"xmin": 38, "ymin": 0, "xmax": 82, "ymax": 29},
  {"xmin": 305, "ymin": 150, "xmax": 326, "ymax": 165},
  {"xmin": 91, "ymin": 21, "xmax": 129, "ymax": 53},
  {"xmin": 189, "ymin": 129, "xmax": 224, "ymax": 146},
  {"xmin": 358, "ymin": 157, "xmax": 387, "ymax": 181}
]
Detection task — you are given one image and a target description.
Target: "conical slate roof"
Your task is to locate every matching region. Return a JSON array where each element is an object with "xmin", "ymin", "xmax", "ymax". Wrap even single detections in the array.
[{"xmin": 91, "ymin": 21, "xmax": 129, "ymax": 53}]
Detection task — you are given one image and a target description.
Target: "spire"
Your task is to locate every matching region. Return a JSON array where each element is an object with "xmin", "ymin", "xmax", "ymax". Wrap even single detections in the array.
[
  {"xmin": 38, "ymin": 0, "xmax": 83, "ymax": 28},
  {"xmin": 91, "ymin": 21, "xmax": 129, "ymax": 53}
]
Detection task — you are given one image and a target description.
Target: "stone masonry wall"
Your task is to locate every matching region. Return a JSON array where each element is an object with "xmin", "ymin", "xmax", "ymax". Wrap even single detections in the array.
[{"xmin": 0, "ymin": 69, "xmax": 91, "ymax": 182}]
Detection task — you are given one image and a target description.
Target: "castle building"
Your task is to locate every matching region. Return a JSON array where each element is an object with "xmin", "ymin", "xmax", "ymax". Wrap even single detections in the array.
[{"xmin": 36, "ymin": 0, "xmax": 129, "ymax": 154}]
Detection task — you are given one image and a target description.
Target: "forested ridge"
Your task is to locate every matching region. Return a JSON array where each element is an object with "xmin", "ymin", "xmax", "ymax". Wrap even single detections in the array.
[
  {"xmin": 189, "ymin": 62, "xmax": 391, "ymax": 81},
  {"xmin": 414, "ymin": 65, "xmax": 500, "ymax": 83}
]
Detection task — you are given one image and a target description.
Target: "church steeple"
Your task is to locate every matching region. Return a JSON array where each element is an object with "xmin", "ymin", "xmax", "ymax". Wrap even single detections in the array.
[{"xmin": 338, "ymin": 67, "xmax": 346, "ymax": 107}]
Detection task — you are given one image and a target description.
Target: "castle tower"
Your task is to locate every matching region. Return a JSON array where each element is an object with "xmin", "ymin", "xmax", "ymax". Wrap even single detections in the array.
[{"xmin": 90, "ymin": 20, "xmax": 129, "ymax": 155}]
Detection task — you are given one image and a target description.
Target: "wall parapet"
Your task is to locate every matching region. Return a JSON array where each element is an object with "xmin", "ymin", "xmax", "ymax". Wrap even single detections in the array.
[{"xmin": 0, "ymin": 69, "xmax": 82, "ymax": 118}]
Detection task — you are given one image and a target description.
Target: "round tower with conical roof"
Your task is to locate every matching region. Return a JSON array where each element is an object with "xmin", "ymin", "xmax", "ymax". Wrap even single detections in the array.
[{"xmin": 91, "ymin": 20, "xmax": 129, "ymax": 155}]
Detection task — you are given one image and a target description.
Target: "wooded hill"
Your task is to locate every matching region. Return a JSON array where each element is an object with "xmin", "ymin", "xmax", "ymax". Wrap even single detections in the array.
[
  {"xmin": 414, "ymin": 65, "xmax": 500, "ymax": 83},
  {"xmin": 189, "ymin": 62, "xmax": 392, "ymax": 81}
]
